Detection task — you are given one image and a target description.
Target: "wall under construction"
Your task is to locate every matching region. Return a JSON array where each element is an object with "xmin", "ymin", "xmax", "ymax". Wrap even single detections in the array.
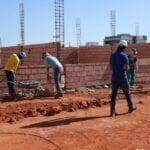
[
  {"xmin": 65, "ymin": 63, "xmax": 110, "ymax": 88},
  {"xmin": 0, "ymin": 43, "xmax": 57, "ymax": 67},
  {"xmin": 65, "ymin": 58, "xmax": 150, "ymax": 89},
  {"xmin": 0, "ymin": 42, "xmax": 150, "ymax": 94}
]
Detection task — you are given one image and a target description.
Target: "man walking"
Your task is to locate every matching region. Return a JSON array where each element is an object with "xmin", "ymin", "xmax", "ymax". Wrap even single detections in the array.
[
  {"xmin": 4, "ymin": 51, "xmax": 26, "ymax": 98},
  {"xmin": 127, "ymin": 48, "xmax": 138, "ymax": 87},
  {"xmin": 42, "ymin": 52, "xmax": 63, "ymax": 99},
  {"xmin": 110, "ymin": 40, "xmax": 136, "ymax": 117}
]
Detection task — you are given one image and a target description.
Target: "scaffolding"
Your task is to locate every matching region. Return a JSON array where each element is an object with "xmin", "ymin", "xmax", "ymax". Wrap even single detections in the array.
[
  {"xmin": 54, "ymin": 0, "xmax": 65, "ymax": 47},
  {"xmin": 19, "ymin": 0, "xmax": 25, "ymax": 46}
]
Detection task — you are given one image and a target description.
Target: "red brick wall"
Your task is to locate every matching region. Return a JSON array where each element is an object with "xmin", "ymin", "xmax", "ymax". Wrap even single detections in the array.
[
  {"xmin": 78, "ymin": 46, "xmax": 111, "ymax": 63},
  {"xmin": 65, "ymin": 59, "xmax": 150, "ymax": 89},
  {"xmin": 65, "ymin": 63, "xmax": 111, "ymax": 88},
  {"xmin": 0, "ymin": 48, "xmax": 2, "ymax": 67},
  {"xmin": 136, "ymin": 58, "xmax": 150, "ymax": 83},
  {"xmin": 62, "ymin": 43, "xmax": 150, "ymax": 64},
  {"xmin": 1, "ymin": 42, "xmax": 150, "ymax": 92},
  {"xmin": 61, "ymin": 46, "xmax": 111, "ymax": 64},
  {"xmin": 61, "ymin": 47, "xmax": 79, "ymax": 64},
  {"xmin": 1, "ymin": 42, "xmax": 57, "ymax": 67},
  {"xmin": 2, "ymin": 42, "xmax": 150, "ymax": 66}
]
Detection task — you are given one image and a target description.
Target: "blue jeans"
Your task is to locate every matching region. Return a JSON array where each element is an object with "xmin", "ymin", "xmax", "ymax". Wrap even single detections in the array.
[
  {"xmin": 54, "ymin": 67, "xmax": 62, "ymax": 94},
  {"xmin": 111, "ymin": 77, "xmax": 133, "ymax": 113},
  {"xmin": 5, "ymin": 70, "xmax": 16, "ymax": 96}
]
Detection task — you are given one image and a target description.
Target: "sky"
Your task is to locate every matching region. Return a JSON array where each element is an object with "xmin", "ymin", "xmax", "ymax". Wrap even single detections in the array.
[{"xmin": 0, "ymin": 0, "xmax": 150, "ymax": 47}]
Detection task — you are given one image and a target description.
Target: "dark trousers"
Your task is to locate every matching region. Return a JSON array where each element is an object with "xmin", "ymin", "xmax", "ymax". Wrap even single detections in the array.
[
  {"xmin": 111, "ymin": 77, "xmax": 133, "ymax": 113},
  {"xmin": 54, "ymin": 68, "xmax": 62, "ymax": 94},
  {"xmin": 5, "ymin": 71, "xmax": 16, "ymax": 96}
]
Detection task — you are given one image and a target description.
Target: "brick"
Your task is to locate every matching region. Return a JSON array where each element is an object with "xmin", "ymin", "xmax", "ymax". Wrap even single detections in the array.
[{"xmin": 31, "ymin": 69, "xmax": 38, "ymax": 74}]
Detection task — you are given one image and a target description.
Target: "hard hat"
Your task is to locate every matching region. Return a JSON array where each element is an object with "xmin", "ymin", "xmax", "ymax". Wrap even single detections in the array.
[
  {"xmin": 19, "ymin": 52, "xmax": 26, "ymax": 59},
  {"xmin": 119, "ymin": 40, "xmax": 128, "ymax": 47},
  {"xmin": 132, "ymin": 48, "xmax": 138, "ymax": 54}
]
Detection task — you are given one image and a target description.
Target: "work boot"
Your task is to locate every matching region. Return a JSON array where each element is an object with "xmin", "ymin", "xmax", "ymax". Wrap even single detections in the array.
[
  {"xmin": 128, "ymin": 105, "xmax": 137, "ymax": 113},
  {"xmin": 54, "ymin": 93, "xmax": 63, "ymax": 99},
  {"xmin": 130, "ymin": 86, "xmax": 135, "ymax": 89},
  {"xmin": 110, "ymin": 112, "xmax": 116, "ymax": 117},
  {"xmin": 110, "ymin": 109, "xmax": 116, "ymax": 117}
]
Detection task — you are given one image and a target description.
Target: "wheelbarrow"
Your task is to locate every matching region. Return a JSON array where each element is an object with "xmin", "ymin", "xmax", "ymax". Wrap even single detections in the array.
[{"xmin": 16, "ymin": 80, "xmax": 41, "ymax": 97}]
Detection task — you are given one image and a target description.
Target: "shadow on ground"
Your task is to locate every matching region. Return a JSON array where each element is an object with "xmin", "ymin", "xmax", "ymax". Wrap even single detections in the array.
[
  {"xmin": 21, "ymin": 112, "xmax": 130, "ymax": 129},
  {"xmin": 21, "ymin": 116, "xmax": 109, "ymax": 128}
]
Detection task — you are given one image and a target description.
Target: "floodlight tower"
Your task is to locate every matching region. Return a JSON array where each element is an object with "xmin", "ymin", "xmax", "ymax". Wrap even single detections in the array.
[
  {"xmin": 110, "ymin": 10, "xmax": 116, "ymax": 36},
  {"xmin": 76, "ymin": 18, "xmax": 81, "ymax": 47},
  {"xmin": 54, "ymin": 0, "xmax": 65, "ymax": 47},
  {"xmin": 135, "ymin": 22, "xmax": 140, "ymax": 36},
  {"xmin": 19, "ymin": 0, "xmax": 25, "ymax": 46}
]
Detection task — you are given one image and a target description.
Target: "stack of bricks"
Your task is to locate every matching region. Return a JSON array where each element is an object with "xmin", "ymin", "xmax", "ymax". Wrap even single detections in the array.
[{"xmin": 65, "ymin": 63, "xmax": 111, "ymax": 88}]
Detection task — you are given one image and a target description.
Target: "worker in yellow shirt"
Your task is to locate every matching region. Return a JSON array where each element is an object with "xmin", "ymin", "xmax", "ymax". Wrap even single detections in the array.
[{"xmin": 4, "ymin": 52, "xmax": 26, "ymax": 97}]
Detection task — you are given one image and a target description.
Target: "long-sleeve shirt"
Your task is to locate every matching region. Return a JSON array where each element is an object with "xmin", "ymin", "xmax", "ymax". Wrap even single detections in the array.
[
  {"xmin": 45, "ymin": 55, "xmax": 63, "ymax": 73},
  {"xmin": 110, "ymin": 50, "xmax": 129, "ymax": 79},
  {"xmin": 127, "ymin": 54, "xmax": 138, "ymax": 70},
  {"xmin": 4, "ymin": 54, "xmax": 20, "ymax": 73}
]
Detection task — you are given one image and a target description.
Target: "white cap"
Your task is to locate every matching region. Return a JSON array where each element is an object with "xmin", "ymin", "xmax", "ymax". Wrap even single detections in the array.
[{"xmin": 119, "ymin": 40, "xmax": 128, "ymax": 47}]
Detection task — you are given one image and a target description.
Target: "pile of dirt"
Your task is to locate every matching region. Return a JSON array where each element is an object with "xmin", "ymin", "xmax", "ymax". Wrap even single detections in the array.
[
  {"xmin": 0, "ymin": 97, "xmax": 109, "ymax": 123},
  {"xmin": 0, "ymin": 84, "xmax": 149, "ymax": 123}
]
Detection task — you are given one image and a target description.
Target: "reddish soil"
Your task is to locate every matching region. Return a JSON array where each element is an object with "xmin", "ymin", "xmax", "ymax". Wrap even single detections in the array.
[{"xmin": 0, "ymin": 84, "xmax": 149, "ymax": 150}]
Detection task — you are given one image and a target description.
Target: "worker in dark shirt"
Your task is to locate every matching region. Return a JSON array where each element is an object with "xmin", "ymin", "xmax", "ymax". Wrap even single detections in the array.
[
  {"xmin": 127, "ymin": 48, "xmax": 138, "ymax": 88},
  {"xmin": 110, "ymin": 40, "xmax": 136, "ymax": 117}
]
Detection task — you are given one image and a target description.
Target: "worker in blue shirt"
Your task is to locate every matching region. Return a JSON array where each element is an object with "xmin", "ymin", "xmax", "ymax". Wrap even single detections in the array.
[
  {"xmin": 42, "ymin": 52, "xmax": 63, "ymax": 99},
  {"xmin": 110, "ymin": 40, "xmax": 136, "ymax": 117}
]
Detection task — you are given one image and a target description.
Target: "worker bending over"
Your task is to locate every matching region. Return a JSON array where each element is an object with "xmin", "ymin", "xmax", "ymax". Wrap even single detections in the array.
[
  {"xmin": 42, "ymin": 52, "xmax": 63, "ymax": 99},
  {"xmin": 127, "ymin": 48, "xmax": 138, "ymax": 88},
  {"xmin": 110, "ymin": 40, "xmax": 136, "ymax": 117},
  {"xmin": 4, "ymin": 51, "xmax": 26, "ymax": 98}
]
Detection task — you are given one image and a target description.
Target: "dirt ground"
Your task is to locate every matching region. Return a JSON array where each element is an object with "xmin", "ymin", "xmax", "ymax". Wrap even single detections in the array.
[{"xmin": 0, "ymin": 84, "xmax": 150, "ymax": 150}]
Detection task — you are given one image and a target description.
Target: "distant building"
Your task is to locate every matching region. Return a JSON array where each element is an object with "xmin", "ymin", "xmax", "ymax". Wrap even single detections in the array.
[
  {"xmin": 104, "ymin": 34, "xmax": 147, "ymax": 46},
  {"xmin": 86, "ymin": 42, "xmax": 99, "ymax": 46}
]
